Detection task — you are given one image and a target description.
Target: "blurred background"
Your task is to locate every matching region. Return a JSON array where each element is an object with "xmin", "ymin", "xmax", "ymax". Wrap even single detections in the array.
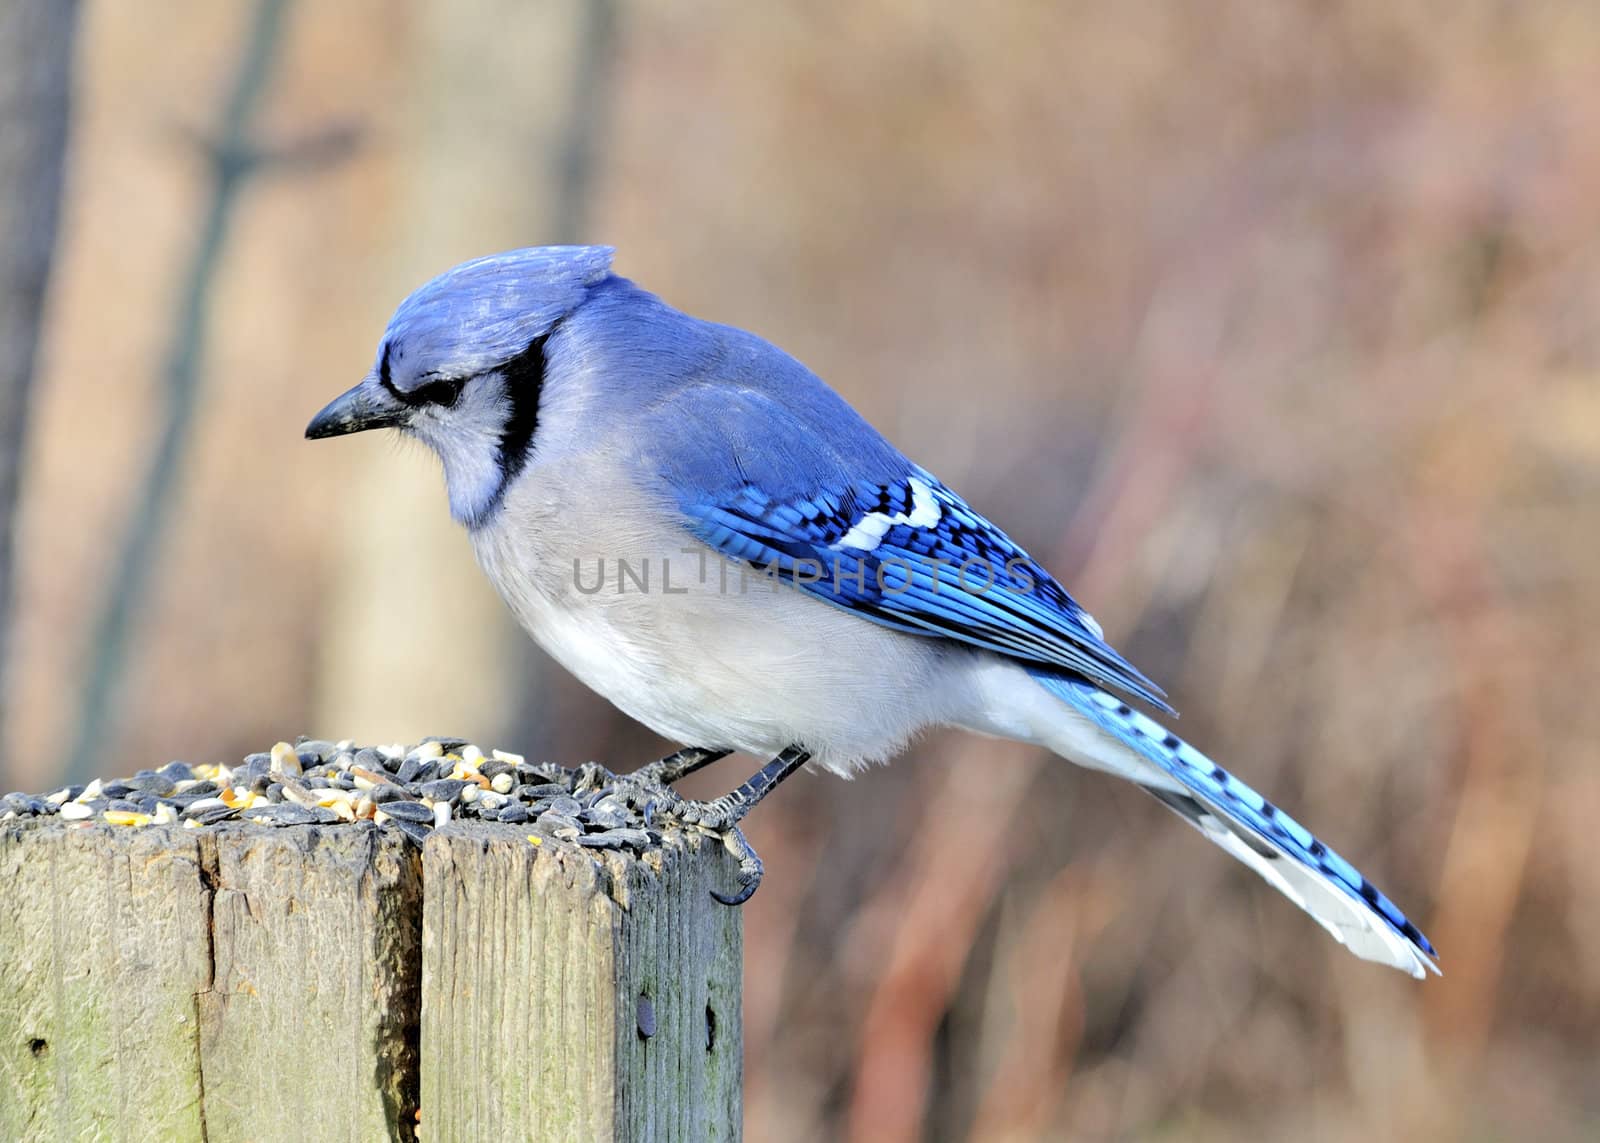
[{"xmin": 3, "ymin": 0, "xmax": 1598, "ymax": 1138}]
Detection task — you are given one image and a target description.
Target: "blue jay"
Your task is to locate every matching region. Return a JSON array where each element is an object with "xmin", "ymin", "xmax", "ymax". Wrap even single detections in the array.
[{"xmin": 307, "ymin": 246, "xmax": 1437, "ymax": 978}]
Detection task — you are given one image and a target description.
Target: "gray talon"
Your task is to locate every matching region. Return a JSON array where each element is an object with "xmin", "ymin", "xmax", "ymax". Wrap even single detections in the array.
[
  {"xmin": 710, "ymin": 826, "xmax": 764, "ymax": 906},
  {"xmin": 572, "ymin": 761, "xmax": 617, "ymax": 794}
]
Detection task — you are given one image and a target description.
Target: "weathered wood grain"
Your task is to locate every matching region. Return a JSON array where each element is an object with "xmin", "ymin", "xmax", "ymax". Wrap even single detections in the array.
[
  {"xmin": 420, "ymin": 825, "xmax": 743, "ymax": 1142},
  {"xmin": 0, "ymin": 821, "xmax": 421, "ymax": 1143},
  {"xmin": 1, "ymin": 819, "xmax": 743, "ymax": 1141},
  {"xmin": 0, "ymin": 820, "xmax": 212, "ymax": 1143},
  {"xmin": 195, "ymin": 823, "xmax": 422, "ymax": 1142}
]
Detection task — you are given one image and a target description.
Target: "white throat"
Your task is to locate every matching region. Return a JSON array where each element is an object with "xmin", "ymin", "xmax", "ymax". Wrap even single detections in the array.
[{"xmin": 408, "ymin": 374, "xmax": 513, "ymax": 527}]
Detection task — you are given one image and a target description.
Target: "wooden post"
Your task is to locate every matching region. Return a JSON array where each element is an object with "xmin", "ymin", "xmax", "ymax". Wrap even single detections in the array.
[
  {"xmin": 0, "ymin": 820, "xmax": 742, "ymax": 1141},
  {"xmin": 421, "ymin": 824, "xmax": 743, "ymax": 1141},
  {"xmin": 1, "ymin": 820, "xmax": 215, "ymax": 1141}
]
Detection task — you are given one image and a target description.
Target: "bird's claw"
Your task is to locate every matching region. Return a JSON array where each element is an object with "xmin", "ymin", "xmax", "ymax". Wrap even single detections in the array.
[
  {"xmin": 633, "ymin": 790, "xmax": 761, "ymax": 904},
  {"xmin": 609, "ymin": 776, "xmax": 673, "ymax": 826},
  {"xmin": 572, "ymin": 761, "xmax": 620, "ymax": 794},
  {"xmin": 709, "ymin": 825, "xmax": 764, "ymax": 906},
  {"xmin": 637, "ymin": 793, "xmax": 668, "ymax": 828},
  {"xmin": 573, "ymin": 747, "xmax": 791, "ymax": 907}
]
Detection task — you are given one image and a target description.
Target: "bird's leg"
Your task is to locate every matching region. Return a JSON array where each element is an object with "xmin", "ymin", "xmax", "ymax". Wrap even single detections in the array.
[
  {"xmin": 663, "ymin": 745, "xmax": 810, "ymax": 829},
  {"xmin": 602, "ymin": 747, "xmax": 731, "ymax": 816},
  {"xmin": 575, "ymin": 748, "xmax": 728, "ymax": 797},
  {"xmin": 633, "ymin": 746, "xmax": 731, "ymax": 787},
  {"xmin": 646, "ymin": 745, "xmax": 812, "ymax": 906}
]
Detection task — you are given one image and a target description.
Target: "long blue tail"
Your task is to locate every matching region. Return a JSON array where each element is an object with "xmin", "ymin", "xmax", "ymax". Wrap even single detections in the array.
[{"xmin": 1032, "ymin": 671, "xmax": 1438, "ymax": 978}]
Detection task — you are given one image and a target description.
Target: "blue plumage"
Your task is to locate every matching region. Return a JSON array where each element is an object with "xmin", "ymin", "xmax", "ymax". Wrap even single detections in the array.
[
  {"xmin": 1035, "ymin": 673, "xmax": 1437, "ymax": 973},
  {"xmin": 307, "ymin": 245, "xmax": 1440, "ymax": 978},
  {"xmin": 382, "ymin": 245, "xmax": 613, "ymax": 386},
  {"xmin": 678, "ymin": 460, "xmax": 1436, "ymax": 975},
  {"xmin": 679, "ymin": 472, "xmax": 1172, "ymax": 712}
]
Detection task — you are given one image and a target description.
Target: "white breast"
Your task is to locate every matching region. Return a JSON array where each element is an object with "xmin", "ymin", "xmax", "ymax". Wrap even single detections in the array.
[{"xmin": 469, "ymin": 461, "xmax": 970, "ymax": 774}]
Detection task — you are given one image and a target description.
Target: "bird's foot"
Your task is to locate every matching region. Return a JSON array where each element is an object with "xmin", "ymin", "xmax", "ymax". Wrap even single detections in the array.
[
  {"xmin": 588, "ymin": 748, "xmax": 726, "ymax": 823},
  {"xmin": 572, "ymin": 746, "xmax": 808, "ymax": 907},
  {"xmin": 571, "ymin": 761, "xmax": 621, "ymax": 794},
  {"xmin": 711, "ymin": 826, "xmax": 764, "ymax": 906},
  {"xmin": 648, "ymin": 788, "xmax": 744, "ymax": 831},
  {"xmin": 606, "ymin": 781, "xmax": 727, "ymax": 831},
  {"xmin": 639, "ymin": 746, "xmax": 811, "ymax": 907},
  {"xmin": 639, "ymin": 787, "xmax": 765, "ymax": 905}
]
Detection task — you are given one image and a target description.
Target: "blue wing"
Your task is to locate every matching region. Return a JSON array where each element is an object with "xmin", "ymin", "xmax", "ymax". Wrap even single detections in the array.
[
  {"xmin": 619, "ymin": 336, "xmax": 1167, "ymax": 710},
  {"xmin": 679, "ymin": 467, "xmax": 1172, "ymax": 712}
]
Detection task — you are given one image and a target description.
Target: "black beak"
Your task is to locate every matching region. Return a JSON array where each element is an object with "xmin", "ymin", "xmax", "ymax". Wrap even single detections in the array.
[{"xmin": 305, "ymin": 380, "xmax": 409, "ymax": 439}]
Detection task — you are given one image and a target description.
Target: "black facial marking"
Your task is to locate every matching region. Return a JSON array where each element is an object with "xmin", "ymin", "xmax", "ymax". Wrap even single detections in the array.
[
  {"xmin": 378, "ymin": 341, "xmax": 411, "ymax": 404},
  {"xmin": 380, "ymin": 338, "xmax": 468, "ymax": 409},
  {"xmin": 479, "ymin": 329, "xmax": 553, "ymax": 519},
  {"xmin": 410, "ymin": 375, "xmax": 469, "ymax": 408},
  {"xmin": 376, "ymin": 338, "xmax": 480, "ymax": 410}
]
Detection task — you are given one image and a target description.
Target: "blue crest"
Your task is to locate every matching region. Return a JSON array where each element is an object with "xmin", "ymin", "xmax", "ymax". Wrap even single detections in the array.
[{"xmin": 380, "ymin": 246, "xmax": 614, "ymax": 384}]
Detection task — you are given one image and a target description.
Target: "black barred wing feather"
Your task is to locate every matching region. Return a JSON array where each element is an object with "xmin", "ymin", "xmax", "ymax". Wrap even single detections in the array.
[{"xmin": 681, "ymin": 470, "xmax": 1172, "ymax": 712}]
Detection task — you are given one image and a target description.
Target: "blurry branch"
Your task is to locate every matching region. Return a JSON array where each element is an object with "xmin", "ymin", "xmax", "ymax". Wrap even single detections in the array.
[
  {"xmin": 0, "ymin": 0, "xmax": 78, "ymax": 761},
  {"xmin": 66, "ymin": 0, "xmax": 354, "ymax": 783},
  {"xmin": 170, "ymin": 119, "xmax": 365, "ymax": 178}
]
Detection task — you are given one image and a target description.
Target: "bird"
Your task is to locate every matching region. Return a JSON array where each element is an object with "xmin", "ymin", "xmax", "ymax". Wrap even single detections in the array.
[{"xmin": 306, "ymin": 245, "xmax": 1438, "ymax": 978}]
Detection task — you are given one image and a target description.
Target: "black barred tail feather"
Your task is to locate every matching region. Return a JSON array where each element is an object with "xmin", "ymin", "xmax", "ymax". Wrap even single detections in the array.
[{"xmin": 1031, "ymin": 671, "xmax": 1438, "ymax": 978}]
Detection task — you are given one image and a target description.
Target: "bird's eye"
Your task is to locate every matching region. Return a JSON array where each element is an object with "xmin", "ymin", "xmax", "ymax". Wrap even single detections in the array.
[{"xmin": 411, "ymin": 376, "xmax": 468, "ymax": 408}]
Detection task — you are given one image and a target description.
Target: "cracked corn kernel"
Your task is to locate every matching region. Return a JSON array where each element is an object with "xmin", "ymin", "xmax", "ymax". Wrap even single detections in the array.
[
  {"xmin": 448, "ymin": 762, "xmax": 492, "ymax": 788},
  {"xmin": 104, "ymin": 810, "xmax": 151, "ymax": 827},
  {"xmin": 220, "ymin": 787, "xmax": 259, "ymax": 809}
]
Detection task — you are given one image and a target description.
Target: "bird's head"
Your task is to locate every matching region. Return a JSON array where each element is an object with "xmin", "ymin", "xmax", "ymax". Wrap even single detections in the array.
[{"xmin": 306, "ymin": 245, "xmax": 614, "ymax": 526}]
